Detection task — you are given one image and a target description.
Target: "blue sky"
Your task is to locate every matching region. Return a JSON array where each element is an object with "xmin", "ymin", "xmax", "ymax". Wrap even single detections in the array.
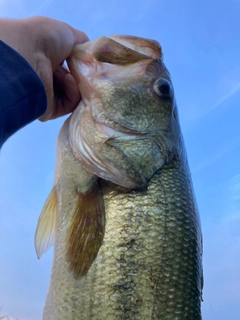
[{"xmin": 0, "ymin": 0, "xmax": 239, "ymax": 319}]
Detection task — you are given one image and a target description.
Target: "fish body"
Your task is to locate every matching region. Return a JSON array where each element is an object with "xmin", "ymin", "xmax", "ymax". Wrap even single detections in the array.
[{"xmin": 35, "ymin": 36, "xmax": 203, "ymax": 319}]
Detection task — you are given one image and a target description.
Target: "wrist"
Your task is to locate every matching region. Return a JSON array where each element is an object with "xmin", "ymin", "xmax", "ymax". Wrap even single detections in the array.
[{"xmin": 0, "ymin": 18, "xmax": 36, "ymax": 69}]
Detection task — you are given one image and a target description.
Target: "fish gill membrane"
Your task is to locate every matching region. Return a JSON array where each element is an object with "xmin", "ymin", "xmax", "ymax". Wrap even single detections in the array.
[{"xmin": 34, "ymin": 36, "xmax": 203, "ymax": 320}]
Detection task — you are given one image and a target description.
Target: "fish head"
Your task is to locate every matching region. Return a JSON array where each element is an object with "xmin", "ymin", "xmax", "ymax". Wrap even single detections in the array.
[{"xmin": 68, "ymin": 36, "xmax": 180, "ymax": 189}]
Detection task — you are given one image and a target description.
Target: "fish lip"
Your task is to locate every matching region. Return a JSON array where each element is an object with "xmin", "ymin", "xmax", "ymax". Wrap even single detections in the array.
[
  {"xmin": 93, "ymin": 112, "xmax": 147, "ymax": 137},
  {"xmin": 81, "ymin": 99, "xmax": 146, "ymax": 137},
  {"xmin": 71, "ymin": 35, "xmax": 162, "ymax": 62},
  {"xmin": 94, "ymin": 119, "xmax": 147, "ymax": 140}
]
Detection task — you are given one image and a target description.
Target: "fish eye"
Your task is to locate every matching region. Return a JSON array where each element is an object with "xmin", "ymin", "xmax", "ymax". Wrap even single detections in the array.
[{"xmin": 153, "ymin": 78, "xmax": 173, "ymax": 98}]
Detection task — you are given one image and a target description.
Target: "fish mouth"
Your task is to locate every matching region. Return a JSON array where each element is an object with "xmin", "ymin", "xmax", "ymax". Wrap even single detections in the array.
[
  {"xmin": 67, "ymin": 35, "xmax": 162, "ymax": 90},
  {"xmin": 70, "ymin": 35, "xmax": 162, "ymax": 64}
]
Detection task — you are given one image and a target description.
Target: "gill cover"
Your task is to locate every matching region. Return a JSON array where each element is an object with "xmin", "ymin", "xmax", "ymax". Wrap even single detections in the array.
[{"xmin": 68, "ymin": 36, "xmax": 177, "ymax": 190}]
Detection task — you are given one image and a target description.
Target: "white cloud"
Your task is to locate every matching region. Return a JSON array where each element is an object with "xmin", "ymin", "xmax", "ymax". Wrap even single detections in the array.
[
  {"xmin": 229, "ymin": 173, "xmax": 240, "ymax": 211},
  {"xmin": 0, "ymin": 0, "xmax": 55, "ymax": 18},
  {"xmin": 195, "ymin": 81, "xmax": 240, "ymax": 120},
  {"xmin": 0, "ymin": 316, "xmax": 31, "ymax": 320},
  {"xmin": 202, "ymin": 212, "xmax": 240, "ymax": 319},
  {"xmin": 28, "ymin": 0, "xmax": 54, "ymax": 17},
  {"xmin": 193, "ymin": 149, "xmax": 227, "ymax": 173},
  {"xmin": 0, "ymin": 310, "xmax": 18, "ymax": 320},
  {"xmin": 202, "ymin": 172, "xmax": 240, "ymax": 318},
  {"xmin": 193, "ymin": 137, "xmax": 239, "ymax": 173},
  {"xmin": 212, "ymin": 82, "xmax": 240, "ymax": 111},
  {"xmin": 0, "ymin": 0, "xmax": 23, "ymax": 17}
]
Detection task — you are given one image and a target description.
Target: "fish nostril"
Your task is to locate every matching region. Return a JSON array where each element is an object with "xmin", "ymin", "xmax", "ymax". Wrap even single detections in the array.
[{"xmin": 153, "ymin": 78, "xmax": 173, "ymax": 98}]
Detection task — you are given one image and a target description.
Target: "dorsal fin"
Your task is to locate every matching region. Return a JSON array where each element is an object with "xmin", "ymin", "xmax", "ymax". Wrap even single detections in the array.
[
  {"xmin": 66, "ymin": 182, "xmax": 105, "ymax": 278},
  {"xmin": 34, "ymin": 187, "xmax": 58, "ymax": 259}
]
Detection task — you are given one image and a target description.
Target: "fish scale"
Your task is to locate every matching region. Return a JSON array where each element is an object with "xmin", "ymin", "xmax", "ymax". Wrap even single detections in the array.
[
  {"xmin": 43, "ymin": 158, "xmax": 202, "ymax": 319},
  {"xmin": 89, "ymin": 160, "xmax": 201, "ymax": 319}
]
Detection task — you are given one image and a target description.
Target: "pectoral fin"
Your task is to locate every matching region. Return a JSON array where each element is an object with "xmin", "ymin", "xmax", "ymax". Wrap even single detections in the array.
[
  {"xmin": 34, "ymin": 187, "xmax": 58, "ymax": 259},
  {"xmin": 66, "ymin": 181, "xmax": 105, "ymax": 279}
]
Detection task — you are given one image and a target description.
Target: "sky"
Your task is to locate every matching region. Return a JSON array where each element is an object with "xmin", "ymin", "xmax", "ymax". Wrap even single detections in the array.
[{"xmin": 0, "ymin": 0, "xmax": 239, "ymax": 319}]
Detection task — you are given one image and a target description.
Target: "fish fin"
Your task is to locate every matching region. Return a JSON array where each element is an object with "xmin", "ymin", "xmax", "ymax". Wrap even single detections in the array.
[
  {"xmin": 92, "ymin": 36, "xmax": 150, "ymax": 65},
  {"xmin": 66, "ymin": 181, "xmax": 105, "ymax": 279},
  {"xmin": 34, "ymin": 187, "xmax": 58, "ymax": 259}
]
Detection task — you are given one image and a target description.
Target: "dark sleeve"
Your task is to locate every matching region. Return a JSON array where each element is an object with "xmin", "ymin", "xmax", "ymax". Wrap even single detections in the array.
[{"xmin": 0, "ymin": 40, "xmax": 47, "ymax": 148}]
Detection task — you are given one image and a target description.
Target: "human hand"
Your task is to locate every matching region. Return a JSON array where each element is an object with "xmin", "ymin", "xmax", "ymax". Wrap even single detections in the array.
[{"xmin": 0, "ymin": 16, "xmax": 88, "ymax": 121}]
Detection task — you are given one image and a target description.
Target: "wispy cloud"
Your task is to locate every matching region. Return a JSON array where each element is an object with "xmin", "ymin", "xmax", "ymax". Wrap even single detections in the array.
[
  {"xmin": 0, "ymin": 311, "xmax": 18, "ymax": 320},
  {"xmin": 212, "ymin": 81, "xmax": 240, "ymax": 111},
  {"xmin": 0, "ymin": 0, "xmax": 54, "ymax": 18},
  {"xmin": 193, "ymin": 138, "xmax": 240, "ymax": 173},
  {"xmin": 196, "ymin": 81, "xmax": 240, "ymax": 119},
  {"xmin": 202, "ymin": 187, "xmax": 240, "ymax": 318},
  {"xmin": 193, "ymin": 149, "xmax": 227, "ymax": 173},
  {"xmin": 0, "ymin": 316, "xmax": 31, "ymax": 320},
  {"xmin": 28, "ymin": 0, "xmax": 54, "ymax": 16},
  {"xmin": 229, "ymin": 173, "xmax": 240, "ymax": 211},
  {"xmin": 0, "ymin": 0, "xmax": 22, "ymax": 17}
]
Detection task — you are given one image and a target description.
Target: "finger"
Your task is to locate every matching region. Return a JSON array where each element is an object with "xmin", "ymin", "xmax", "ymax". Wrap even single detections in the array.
[
  {"xmin": 62, "ymin": 73, "xmax": 82, "ymax": 109},
  {"xmin": 39, "ymin": 63, "xmax": 82, "ymax": 121},
  {"xmin": 48, "ymin": 22, "xmax": 89, "ymax": 70},
  {"xmin": 30, "ymin": 17, "xmax": 89, "ymax": 71},
  {"xmin": 52, "ymin": 65, "xmax": 81, "ymax": 119},
  {"xmin": 71, "ymin": 27, "xmax": 89, "ymax": 45}
]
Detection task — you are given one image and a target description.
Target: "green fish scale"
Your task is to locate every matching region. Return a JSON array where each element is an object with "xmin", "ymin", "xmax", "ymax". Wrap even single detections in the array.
[
  {"xmin": 69, "ymin": 158, "xmax": 202, "ymax": 320},
  {"xmin": 43, "ymin": 157, "xmax": 202, "ymax": 320}
]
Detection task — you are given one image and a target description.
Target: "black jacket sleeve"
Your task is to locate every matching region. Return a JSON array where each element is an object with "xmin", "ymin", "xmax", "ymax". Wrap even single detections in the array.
[{"xmin": 0, "ymin": 40, "xmax": 47, "ymax": 148}]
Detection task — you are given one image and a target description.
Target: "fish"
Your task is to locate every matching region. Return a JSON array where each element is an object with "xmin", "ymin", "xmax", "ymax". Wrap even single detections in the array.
[{"xmin": 35, "ymin": 35, "xmax": 203, "ymax": 320}]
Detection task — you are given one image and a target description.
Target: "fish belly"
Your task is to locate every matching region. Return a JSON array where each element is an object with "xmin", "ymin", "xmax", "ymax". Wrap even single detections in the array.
[{"xmin": 43, "ymin": 159, "xmax": 202, "ymax": 320}]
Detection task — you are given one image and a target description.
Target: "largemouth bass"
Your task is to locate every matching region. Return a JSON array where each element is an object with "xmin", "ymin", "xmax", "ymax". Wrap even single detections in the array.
[{"xmin": 35, "ymin": 36, "xmax": 203, "ymax": 320}]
